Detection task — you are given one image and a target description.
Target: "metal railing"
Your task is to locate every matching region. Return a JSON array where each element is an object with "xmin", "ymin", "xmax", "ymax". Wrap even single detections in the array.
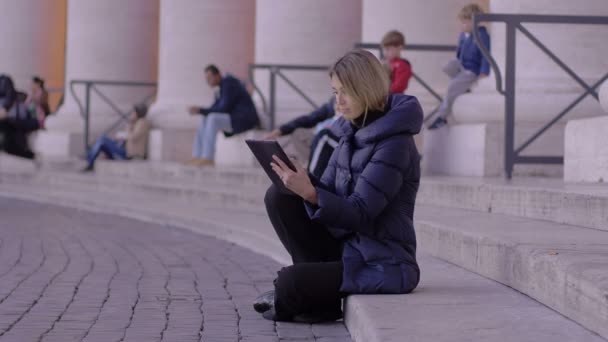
[
  {"xmin": 250, "ymin": 43, "xmax": 457, "ymax": 129},
  {"xmin": 249, "ymin": 64, "xmax": 329, "ymax": 130},
  {"xmin": 69, "ymin": 80, "xmax": 157, "ymax": 150},
  {"xmin": 356, "ymin": 42, "xmax": 456, "ymax": 122},
  {"xmin": 473, "ymin": 14, "xmax": 608, "ymax": 179}
]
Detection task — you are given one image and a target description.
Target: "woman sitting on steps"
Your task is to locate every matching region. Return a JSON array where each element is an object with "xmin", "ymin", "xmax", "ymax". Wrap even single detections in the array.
[{"xmin": 254, "ymin": 49, "xmax": 424, "ymax": 323}]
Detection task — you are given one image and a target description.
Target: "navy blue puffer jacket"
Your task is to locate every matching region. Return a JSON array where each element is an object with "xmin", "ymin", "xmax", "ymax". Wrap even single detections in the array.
[{"xmin": 306, "ymin": 94, "xmax": 423, "ymax": 294}]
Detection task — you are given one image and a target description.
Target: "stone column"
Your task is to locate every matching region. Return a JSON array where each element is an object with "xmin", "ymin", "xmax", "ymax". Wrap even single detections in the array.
[
  {"xmin": 254, "ymin": 0, "xmax": 363, "ymax": 126},
  {"xmin": 0, "ymin": 0, "xmax": 66, "ymax": 106},
  {"xmin": 38, "ymin": 0, "xmax": 160, "ymax": 158},
  {"xmin": 424, "ymin": 0, "xmax": 608, "ymax": 177},
  {"xmin": 147, "ymin": 0, "xmax": 256, "ymax": 161},
  {"xmin": 362, "ymin": 0, "xmax": 489, "ymax": 113}
]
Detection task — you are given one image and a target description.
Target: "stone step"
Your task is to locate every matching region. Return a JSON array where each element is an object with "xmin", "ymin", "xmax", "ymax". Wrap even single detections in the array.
[
  {"xmin": 23, "ymin": 170, "xmax": 269, "ymax": 211},
  {"xmin": 0, "ymin": 180, "xmax": 603, "ymax": 342},
  {"xmin": 97, "ymin": 160, "xmax": 608, "ymax": 232},
  {"xmin": 417, "ymin": 176, "xmax": 608, "ymax": 232},
  {"xmin": 96, "ymin": 160, "xmax": 269, "ymax": 186},
  {"xmin": 416, "ymin": 204, "xmax": 608, "ymax": 339}
]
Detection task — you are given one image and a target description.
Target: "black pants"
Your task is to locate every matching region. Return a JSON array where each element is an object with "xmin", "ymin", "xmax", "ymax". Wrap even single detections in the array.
[
  {"xmin": 0, "ymin": 120, "xmax": 35, "ymax": 159},
  {"xmin": 264, "ymin": 184, "xmax": 345, "ymax": 320}
]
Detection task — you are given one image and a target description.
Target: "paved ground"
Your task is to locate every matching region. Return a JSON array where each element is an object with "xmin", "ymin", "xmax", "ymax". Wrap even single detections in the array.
[{"xmin": 0, "ymin": 198, "xmax": 352, "ymax": 342}]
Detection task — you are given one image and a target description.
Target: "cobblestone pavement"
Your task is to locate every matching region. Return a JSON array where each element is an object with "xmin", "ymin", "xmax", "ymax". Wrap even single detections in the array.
[{"xmin": 0, "ymin": 198, "xmax": 352, "ymax": 342}]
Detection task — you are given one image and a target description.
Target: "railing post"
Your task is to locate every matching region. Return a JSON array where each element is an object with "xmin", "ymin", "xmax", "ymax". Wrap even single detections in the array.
[
  {"xmin": 269, "ymin": 67, "xmax": 277, "ymax": 130},
  {"xmin": 84, "ymin": 83, "xmax": 91, "ymax": 152},
  {"xmin": 504, "ymin": 21, "xmax": 517, "ymax": 179}
]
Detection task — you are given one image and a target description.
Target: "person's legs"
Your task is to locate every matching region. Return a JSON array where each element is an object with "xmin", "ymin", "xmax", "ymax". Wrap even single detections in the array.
[
  {"xmin": 272, "ymin": 261, "xmax": 344, "ymax": 322},
  {"xmin": 200, "ymin": 113, "xmax": 232, "ymax": 161},
  {"xmin": 86, "ymin": 136, "xmax": 126, "ymax": 169},
  {"xmin": 429, "ymin": 70, "xmax": 478, "ymax": 129},
  {"xmin": 264, "ymin": 184, "xmax": 342, "ymax": 264},
  {"xmin": 192, "ymin": 116, "xmax": 206, "ymax": 159}
]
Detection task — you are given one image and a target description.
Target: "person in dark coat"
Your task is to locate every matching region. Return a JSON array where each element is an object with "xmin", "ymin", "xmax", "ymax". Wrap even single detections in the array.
[
  {"xmin": 254, "ymin": 50, "xmax": 423, "ymax": 323},
  {"xmin": 187, "ymin": 64, "xmax": 259, "ymax": 166},
  {"xmin": 0, "ymin": 74, "xmax": 40, "ymax": 160}
]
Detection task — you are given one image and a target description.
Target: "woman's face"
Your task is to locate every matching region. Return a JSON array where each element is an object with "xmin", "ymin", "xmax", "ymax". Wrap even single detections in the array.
[{"xmin": 331, "ymin": 75, "xmax": 363, "ymax": 121}]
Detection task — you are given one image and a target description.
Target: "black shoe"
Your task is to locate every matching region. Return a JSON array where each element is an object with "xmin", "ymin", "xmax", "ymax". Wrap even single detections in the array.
[
  {"xmin": 253, "ymin": 290, "xmax": 275, "ymax": 313},
  {"xmin": 293, "ymin": 310, "xmax": 343, "ymax": 324},
  {"xmin": 428, "ymin": 117, "xmax": 447, "ymax": 130}
]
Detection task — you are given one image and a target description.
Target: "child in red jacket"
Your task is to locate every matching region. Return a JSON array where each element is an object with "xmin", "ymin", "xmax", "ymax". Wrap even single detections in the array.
[{"xmin": 381, "ymin": 30, "xmax": 412, "ymax": 94}]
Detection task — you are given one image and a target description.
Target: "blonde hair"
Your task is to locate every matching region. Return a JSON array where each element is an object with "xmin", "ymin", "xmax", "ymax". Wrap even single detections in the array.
[
  {"xmin": 329, "ymin": 50, "xmax": 389, "ymax": 125},
  {"xmin": 381, "ymin": 30, "xmax": 406, "ymax": 47},
  {"xmin": 459, "ymin": 3, "xmax": 484, "ymax": 20}
]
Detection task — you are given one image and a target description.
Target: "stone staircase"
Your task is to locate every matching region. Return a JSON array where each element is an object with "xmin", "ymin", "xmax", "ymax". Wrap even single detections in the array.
[{"xmin": 0, "ymin": 155, "xmax": 606, "ymax": 342}]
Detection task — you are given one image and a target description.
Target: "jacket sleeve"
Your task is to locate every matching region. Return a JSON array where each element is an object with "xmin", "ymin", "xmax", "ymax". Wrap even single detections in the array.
[
  {"xmin": 478, "ymin": 30, "xmax": 491, "ymax": 75},
  {"xmin": 200, "ymin": 80, "xmax": 237, "ymax": 115},
  {"xmin": 456, "ymin": 33, "xmax": 464, "ymax": 59},
  {"xmin": 389, "ymin": 60, "xmax": 412, "ymax": 94},
  {"xmin": 306, "ymin": 136, "xmax": 409, "ymax": 236},
  {"xmin": 279, "ymin": 98, "xmax": 336, "ymax": 135}
]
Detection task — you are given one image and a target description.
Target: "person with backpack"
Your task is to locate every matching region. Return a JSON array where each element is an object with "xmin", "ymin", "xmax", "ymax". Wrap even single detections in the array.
[{"xmin": 0, "ymin": 74, "xmax": 40, "ymax": 160}]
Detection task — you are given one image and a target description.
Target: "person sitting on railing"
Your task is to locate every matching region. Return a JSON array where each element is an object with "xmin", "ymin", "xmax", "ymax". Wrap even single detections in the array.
[
  {"xmin": 381, "ymin": 30, "xmax": 412, "ymax": 94},
  {"xmin": 0, "ymin": 74, "xmax": 40, "ymax": 160},
  {"xmin": 82, "ymin": 103, "xmax": 150, "ymax": 172},
  {"xmin": 187, "ymin": 64, "xmax": 260, "ymax": 167},
  {"xmin": 254, "ymin": 50, "xmax": 423, "ymax": 323},
  {"xmin": 428, "ymin": 3, "xmax": 490, "ymax": 130}
]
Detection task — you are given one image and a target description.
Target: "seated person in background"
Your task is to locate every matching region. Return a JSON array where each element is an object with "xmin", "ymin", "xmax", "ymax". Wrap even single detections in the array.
[
  {"xmin": 25, "ymin": 76, "xmax": 51, "ymax": 129},
  {"xmin": 83, "ymin": 103, "xmax": 150, "ymax": 171},
  {"xmin": 428, "ymin": 3, "xmax": 490, "ymax": 130},
  {"xmin": 263, "ymin": 98, "xmax": 341, "ymax": 178},
  {"xmin": 0, "ymin": 74, "xmax": 39, "ymax": 160},
  {"xmin": 381, "ymin": 30, "xmax": 412, "ymax": 94},
  {"xmin": 187, "ymin": 64, "xmax": 259, "ymax": 167}
]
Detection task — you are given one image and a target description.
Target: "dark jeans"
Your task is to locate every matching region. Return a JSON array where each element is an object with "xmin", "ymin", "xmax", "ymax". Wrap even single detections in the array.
[
  {"xmin": 264, "ymin": 184, "xmax": 345, "ymax": 320},
  {"xmin": 87, "ymin": 135, "xmax": 127, "ymax": 168}
]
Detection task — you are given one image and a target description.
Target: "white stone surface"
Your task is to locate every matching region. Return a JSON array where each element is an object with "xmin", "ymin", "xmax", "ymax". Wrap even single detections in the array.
[
  {"xmin": 254, "ymin": 0, "xmax": 362, "ymax": 125},
  {"xmin": 215, "ymin": 131, "xmax": 263, "ymax": 167},
  {"xmin": 565, "ymin": 115, "xmax": 608, "ymax": 182},
  {"xmin": 600, "ymin": 80, "xmax": 608, "ymax": 113},
  {"xmin": 147, "ymin": 128, "xmax": 196, "ymax": 162},
  {"xmin": 422, "ymin": 122, "xmax": 564, "ymax": 177},
  {"xmin": 150, "ymin": 0, "xmax": 255, "ymax": 130},
  {"xmin": 0, "ymin": 0, "xmax": 66, "ymax": 92}
]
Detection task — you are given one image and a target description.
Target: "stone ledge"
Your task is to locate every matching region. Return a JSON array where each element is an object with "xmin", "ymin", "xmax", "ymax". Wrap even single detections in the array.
[{"xmin": 565, "ymin": 115, "xmax": 608, "ymax": 182}]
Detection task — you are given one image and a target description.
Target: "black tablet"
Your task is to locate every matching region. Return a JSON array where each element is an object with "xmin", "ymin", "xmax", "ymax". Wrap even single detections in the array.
[{"xmin": 245, "ymin": 139, "xmax": 297, "ymax": 194}]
